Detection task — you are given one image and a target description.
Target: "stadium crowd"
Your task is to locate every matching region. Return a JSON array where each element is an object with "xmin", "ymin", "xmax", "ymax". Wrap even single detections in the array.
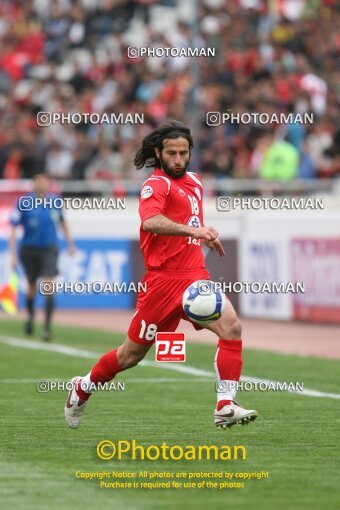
[{"xmin": 0, "ymin": 0, "xmax": 339, "ymax": 189}]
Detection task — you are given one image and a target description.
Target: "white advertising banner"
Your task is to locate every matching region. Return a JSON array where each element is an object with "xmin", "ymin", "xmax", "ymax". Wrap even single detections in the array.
[{"xmin": 239, "ymin": 237, "xmax": 293, "ymax": 320}]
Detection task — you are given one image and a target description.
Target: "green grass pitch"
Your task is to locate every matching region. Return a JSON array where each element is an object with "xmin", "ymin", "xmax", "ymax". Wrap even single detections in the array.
[{"xmin": 0, "ymin": 318, "xmax": 339, "ymax": 510}]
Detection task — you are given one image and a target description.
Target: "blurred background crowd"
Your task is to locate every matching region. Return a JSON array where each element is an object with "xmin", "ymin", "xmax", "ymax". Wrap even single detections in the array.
[{"xmin": 0, "ymin": 0, "xmax": 339, "ymax": 190}]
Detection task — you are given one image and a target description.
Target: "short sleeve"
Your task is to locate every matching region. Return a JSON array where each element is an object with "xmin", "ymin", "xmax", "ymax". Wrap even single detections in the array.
[{"xmin": 139, "ymin": 178, "xmax": 170, "ymax": 222}]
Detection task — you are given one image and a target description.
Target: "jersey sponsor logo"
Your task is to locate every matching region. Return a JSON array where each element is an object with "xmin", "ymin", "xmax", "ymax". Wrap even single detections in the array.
[
  {"xmin": 187, "ymin": 215, "xmax": 201, "ymax": 228},
  {"xmin": 141, "ymin": 186, "xmax": 153, "ymax": 199},
  {"xmin": 194, "ymin": 187, "xmax": 201, "ymax": 200}
]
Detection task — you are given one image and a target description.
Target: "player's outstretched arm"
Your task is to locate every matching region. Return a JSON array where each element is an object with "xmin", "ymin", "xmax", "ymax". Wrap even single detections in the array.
[{"xmin": 142, "ymin": 214, "xmax": 219, "ymax": 241}]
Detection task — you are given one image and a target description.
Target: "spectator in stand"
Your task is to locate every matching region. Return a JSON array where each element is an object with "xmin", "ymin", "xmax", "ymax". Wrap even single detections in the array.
[
  {"xmin": 297, "ymin": 142, "xmax": 316, "ymax": 179},
  {"xmin": 3, "ymin": 145, "xmax": 23, "ymax": 179},
  {"xmin": 0, "ymin": 0, "xmax": 338, "ymax": 188},
  {"xmin": 85, "ymin": 142, "xmax": 123, "ymax": 181},
  {"xmin": 46, "ymin": 142, "xmax": 74, "ymax": 180},
  {"xmin": 260, "ymin": 135, "xmax": 300, "ymax": 181}
]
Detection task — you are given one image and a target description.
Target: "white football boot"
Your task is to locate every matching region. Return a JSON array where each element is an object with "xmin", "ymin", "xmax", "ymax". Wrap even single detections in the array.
[
  {"xmin": 64, "ymin": 376, "xmax": 88, "ymax": 429},
  {"xmin": 214, "ymin": 401, "xmax": 258, "ymax": 429}
]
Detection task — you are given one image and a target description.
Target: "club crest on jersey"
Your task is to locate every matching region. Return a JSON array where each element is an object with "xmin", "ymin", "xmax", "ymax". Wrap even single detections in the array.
[
  {"xmin": 141, "ymin": 186, "xmax": 153, "ymax": 199},
  {"xmin": 179, "ymin": 189, "xmax": 185, "ymax": 196},
  {"xmin": 187, "ymin": 215, "xmax": 201, "ymax": 228}
]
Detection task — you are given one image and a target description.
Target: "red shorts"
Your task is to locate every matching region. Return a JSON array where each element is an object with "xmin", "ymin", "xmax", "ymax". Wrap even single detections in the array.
[{"xmin": 128, "ymin": 268, "xmax": 210, "ymax": 345}]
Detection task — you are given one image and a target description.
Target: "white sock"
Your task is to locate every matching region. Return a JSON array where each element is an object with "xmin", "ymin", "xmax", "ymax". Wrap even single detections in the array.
[
  {"xmin": 80, "ymin": 372, "xmax": 93, "ymax": 394},
  {"xmin": 216, "ymin": 380, "xmax": 238, "ymax": 404}
]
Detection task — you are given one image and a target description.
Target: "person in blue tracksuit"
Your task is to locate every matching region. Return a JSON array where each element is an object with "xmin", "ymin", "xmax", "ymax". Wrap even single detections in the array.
[{"xmin": 9, "ymin": 171, "xmax": 76, "ymax": 341}]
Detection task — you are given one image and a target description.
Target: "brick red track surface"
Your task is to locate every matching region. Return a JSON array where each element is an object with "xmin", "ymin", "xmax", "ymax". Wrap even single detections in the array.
[{"xmin": 4, "ymin": 310, "xmax": 338, "ymax": 360}]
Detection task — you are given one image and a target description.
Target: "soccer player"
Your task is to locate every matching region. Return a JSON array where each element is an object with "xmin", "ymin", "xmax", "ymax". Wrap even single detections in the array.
[
  {"xmin": 9, "ymin": 171, "xmax": 75, "ymax": 341},
  {"xmin": 64, "ymin": 121, "xmax": 258, "ymax": 429}
]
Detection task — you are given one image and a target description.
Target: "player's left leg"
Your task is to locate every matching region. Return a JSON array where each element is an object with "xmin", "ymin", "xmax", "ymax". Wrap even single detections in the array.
[
  {"xmin": 203, "ymin": 301, "xmax": 258, "ymax": 429},
  {"xmin": 64, "ymin": 337, "xmax": 153, "ymax": 429},
  {"xmin": 80, "ymin": 336, "xmax": 153, "ymax": 392}
]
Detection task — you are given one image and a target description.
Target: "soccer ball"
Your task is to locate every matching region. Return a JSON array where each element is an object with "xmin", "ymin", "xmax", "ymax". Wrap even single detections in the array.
[{"xmin": 182, "ymin": 280, "xmax": 227, "ymax": 325}]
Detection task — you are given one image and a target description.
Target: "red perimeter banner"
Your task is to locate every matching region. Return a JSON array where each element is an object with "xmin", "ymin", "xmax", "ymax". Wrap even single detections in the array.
[{"xmin": 291, "ymin": 238, "xmax": 340, "ymax": 323}]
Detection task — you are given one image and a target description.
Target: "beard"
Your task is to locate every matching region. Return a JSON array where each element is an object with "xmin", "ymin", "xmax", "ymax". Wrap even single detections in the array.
[{"xmin": 159, "ymin": 155, "xmax": 189, "ymax": 179}]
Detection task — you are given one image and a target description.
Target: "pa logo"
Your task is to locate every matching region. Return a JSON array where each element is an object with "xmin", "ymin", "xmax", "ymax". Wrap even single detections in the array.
[{"xmin": 155, "ymin": 333, "xmax": 186, "ymax": 362}]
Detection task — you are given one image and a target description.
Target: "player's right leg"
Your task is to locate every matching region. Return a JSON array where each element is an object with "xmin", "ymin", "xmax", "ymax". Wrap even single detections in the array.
[{"xmin": 64, "ymin": 337, "xmax": 152, "ymax": 429}]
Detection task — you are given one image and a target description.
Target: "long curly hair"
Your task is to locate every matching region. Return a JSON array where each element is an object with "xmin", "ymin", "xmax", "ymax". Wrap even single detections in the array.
[{"xmin": 134, "ymin": 120, "xmax": 193, "ymax": 170}]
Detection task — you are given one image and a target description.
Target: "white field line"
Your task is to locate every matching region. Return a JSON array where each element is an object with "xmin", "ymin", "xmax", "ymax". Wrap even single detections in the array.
[
  {"xmin": 1, "ymin": 335, "xmax": 339, "ymax": 400},
  {"xmin": 0, "ymin": 377, "xmax": 210, "ymax": 384}
]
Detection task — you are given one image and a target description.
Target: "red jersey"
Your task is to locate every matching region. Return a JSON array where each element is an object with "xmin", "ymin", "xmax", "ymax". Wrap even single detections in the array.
[{"xmin": 139, "ymin": 168, "xmax": 205, "ymax": 271}]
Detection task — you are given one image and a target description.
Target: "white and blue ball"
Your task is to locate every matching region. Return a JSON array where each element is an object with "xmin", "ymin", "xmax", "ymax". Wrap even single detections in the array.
[{"xmin": 182, "ymin": 280, "xmax": 227, "ymax": 325}]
